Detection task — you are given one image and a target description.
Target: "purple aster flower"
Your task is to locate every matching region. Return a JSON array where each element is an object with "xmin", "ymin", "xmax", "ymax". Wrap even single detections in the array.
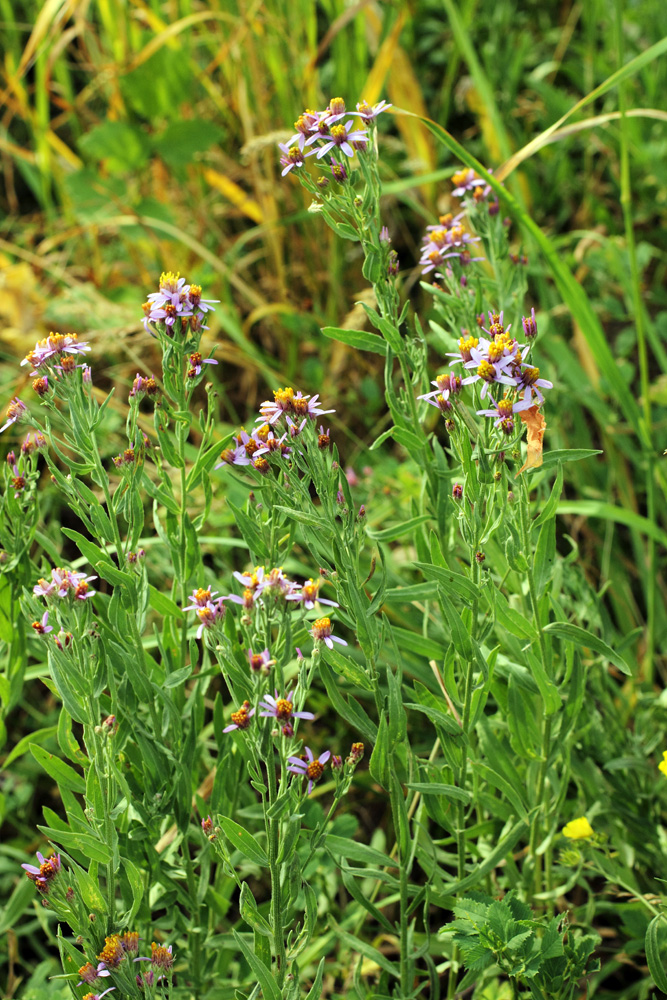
[
  {"xmin": 259, "ymin": 690, "xmax": 315, "ymax": 723},
  {"xmin": 188, "ymin": 284, "xmax": 218, "ymax": 315},
  {"xmin": 287, "ymin": 746, "xmax": 331, "ymax": 795},
  {"xmin": 461, "ymin": 356, "xmax": 518, "ymax": 400},
  {"xmin": 307, "ymin": 120, "xmax": 368, "ymax": 159},
  {"xmin": 278, "ymin": 142, "xmax": 315, "ymax": 176},
  {"xmin": 0, "ymin": 398, "xmax": 28, "ymax": 433},
  {"xmin": 356, "ymin": 99, "xmax": 392, "ymax": 121},
  {"xmin": 309, "ymin": 616, "xmax": 347, "ymax": 649},
  {"xmin": 233, "ymin": 566, "xmax": 265, "ymax": 590},
  {"xmin": 451, "ymin": 168, "xmax": 486, "ymax": 197},
  {"xmin": 183, "ymin": 587, "xmax": 219, "ymax": 612},
  {"xmin": 425, "ymin": 211, "xmax": 466, "ymax": 233},
  {"xmin": 222, "ymin": 700, "xmax": 255, "ymax": 733},
  {"xmin": 285, "ymin": 578, "xmax": 338, "ymax": 610},
  {"xmin": 287, "ymin": 110, "xmax": 322, "ymax": 151},
  {"xmin": 81, "ymin": 990, "xmax": 115, "ymax": 1000},
  {"xmin": 418, "ymin": 373, "xmax": 462, "ymax": 407},
  {"xmin": 517, "ymin": 365, "xmax": 553, "ymax": 405},
  {"xmin": 477, "ymin": 395, "xmax": 533, "ymax": 431}
]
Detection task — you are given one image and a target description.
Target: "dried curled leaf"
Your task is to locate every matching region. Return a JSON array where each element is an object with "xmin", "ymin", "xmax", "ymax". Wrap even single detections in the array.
[{"xmin": 519, "ymin": 405, "xmax": 546, "ymax": 473}]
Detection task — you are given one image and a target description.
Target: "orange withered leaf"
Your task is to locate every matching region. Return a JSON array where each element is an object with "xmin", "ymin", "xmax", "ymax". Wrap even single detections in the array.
[{"xmin": 518, "ymin": 405, "xmax": 546, "ymax": 474}]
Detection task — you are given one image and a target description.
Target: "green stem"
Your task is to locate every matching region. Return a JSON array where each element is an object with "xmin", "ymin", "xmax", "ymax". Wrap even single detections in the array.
[
  {"xmin": 266, "ymin": 745, "xmax": 287, "ymax": 985},
  {"xmin": 519, "ymin": 478, "xmax": 552, "ymax": 902},
  {"xmin": 183, "ymin": 844, "xmax": 202, "ymax": 997}
]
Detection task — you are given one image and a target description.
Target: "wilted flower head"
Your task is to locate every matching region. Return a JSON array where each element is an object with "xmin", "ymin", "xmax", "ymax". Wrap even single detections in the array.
[
  {"xmin": 97, "ymin": 935, "xmax": 125, "ymax": 969},
  {"xmin": 0, "ymin": 398, "xmax": 28, "ymax": 433},
  {"xmin": 77, "ymin": 962, "xmax": 111, "ymax": 986},
  {"xmin": 150, "ymin": 942, "xmax": 174, "ymax": 972},
  {"xmin": 346, "ymin": 741, "xmax": 365, "ymax": 766},
  {"xmin": 22, "ymin": 850, "xmax": 61, "ymax": 891},
  {"xmin": 222, "ymin": 700, "xmax": 255, "ymax": 733}
]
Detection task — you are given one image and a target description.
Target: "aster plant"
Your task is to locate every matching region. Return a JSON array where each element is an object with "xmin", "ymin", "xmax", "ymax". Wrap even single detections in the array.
[{"xmin": 0, "ymin": 85, "xmax": 656, "ymax": 1000}]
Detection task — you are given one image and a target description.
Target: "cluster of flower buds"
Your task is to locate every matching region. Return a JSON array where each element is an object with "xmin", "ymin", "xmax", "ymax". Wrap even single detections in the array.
[
  {"xmin": 33, "ymin": 566, "xmax": 97, "ymax": 602},
  {"xmin": 112, "ymin": 447, "xmax": 137, "ymax": 469},
  {"xmin": 141, "ymin": 271, "xmax": 218, "ymax": 334},
  {"xmin": 278, "ymin": 97, "xmax": 391, "ymax": 178},
  {"xmin": 129, "ymin": 373, "xmax": 159, "ymax": 400}
]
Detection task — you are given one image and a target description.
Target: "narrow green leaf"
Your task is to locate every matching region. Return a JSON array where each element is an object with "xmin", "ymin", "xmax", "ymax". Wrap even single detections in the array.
[
  {"xmin": 366, "ymin": 514, "xmax": 431, "ymax": 542},
  {"xmin": 232, "ymin": 929, "xmax": 281, "ymax": 1000},
  {"xmin": 219, "ymin": 817, "xmax": 269, "ymax": 867},
  {"xmin": 30, "ymin": 744, "xmax": 86, "ymax": 794},
  {"xmin": 36, "ymin": 826, "xmax": 113, "ymax": 864},
  {"xmin": 437, "ymin": 819, "xmax": 528, "ymax": 895},
  {"xmin": 413, "ymin": 562, "xmax": 479, "ymax": 604},
  {"xmin": 533, "ymin": 462, "xmax": 564, "ymax": 529},
  {"xmin": 321, "ymin": 326, "xmax": 387, "ymax": 355},
  {"xmin": 330, "ymin": 919, "xmax": 400, "ymax": 978},
  {"xmin": 406, "ymin": 782, "xmax": 471, "ymax": 802},
  {"xmin": 325, "ymin": 835, "xmax": 394, "ymax": 868},
  {"xmin": 369, "ymin": 715, "xmax": 390, "ymax": 790},
  {"xmin": 149, "ymin": 586, "xmax": 184, "ymax": 619},
  {"xmin": 538, "ymin": 449, "xmax": 603, "ymax": 469},
  {"xmin": 304, "ymin": 957, "xmax": 325, "ymax": 1000},
  {"xmin": 543, "ymin": 622, "xmax": 632, "ymax": 676}
]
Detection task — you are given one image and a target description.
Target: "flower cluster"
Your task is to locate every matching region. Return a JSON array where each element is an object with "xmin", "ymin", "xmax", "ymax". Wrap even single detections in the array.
[
  {"xmin": 21, "ymin": 333, "xmax": 91, "ymax": 377},
  {"xmin": 278, "ymin": 97, "xmax": 390, "ymax": 177},
  {"xmin": 33, "ymin": 566, "xmax": 97, "ymax": 602},
  {"xmin": 141, "ymin": 271, "xmax": 218, "ymax": 333},
  {"xmin": 419, "ymin": 213, "xmax": 483, "ymax": 275},
  {"xmin": 215, "ymin": 388, "xmax": 335, "ymax": 473},
  {"xmin": 420, "ymin": 309, "xmax": 553, "ymax": 435}
]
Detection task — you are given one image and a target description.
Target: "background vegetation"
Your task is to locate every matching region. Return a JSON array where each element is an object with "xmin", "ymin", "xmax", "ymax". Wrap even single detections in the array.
[{"xmin": 1, "ymin": 1, "xmax": 666, "ymax": 998}]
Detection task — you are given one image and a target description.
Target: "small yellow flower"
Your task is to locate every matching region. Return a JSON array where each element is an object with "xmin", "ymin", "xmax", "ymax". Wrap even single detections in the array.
[
  {"xmin": 658, "ymin": 751, "xmax": 667, "ymax": 777},
  {"xmin": 562, "ymin": 816, "xmax": 594, "ymax": 840}
]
